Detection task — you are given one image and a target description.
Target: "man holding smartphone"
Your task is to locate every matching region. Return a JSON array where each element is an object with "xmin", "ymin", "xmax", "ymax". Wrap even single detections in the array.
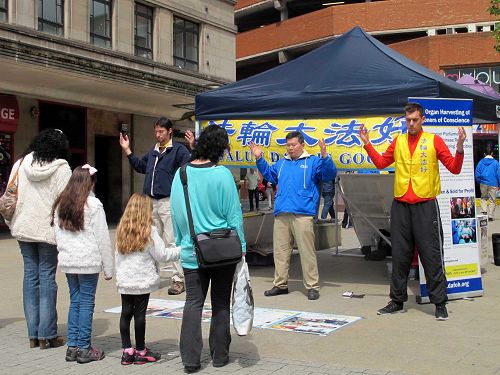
[{"xmin": 119, "ymin": 117, "xmax": 191, "ymax": 295}]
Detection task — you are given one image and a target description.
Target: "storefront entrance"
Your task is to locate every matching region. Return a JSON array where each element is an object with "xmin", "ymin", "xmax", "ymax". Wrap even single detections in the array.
[
  {"xmin": 95, "ymin": 135, "xmax": 122, "ymax": 223},
  {"xmin": 39, "ymin": 102, "xmax": 86, "ymax": 169}
]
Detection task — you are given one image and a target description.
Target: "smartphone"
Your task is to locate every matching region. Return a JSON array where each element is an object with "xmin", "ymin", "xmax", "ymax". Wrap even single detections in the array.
[{"xmin": 119, "ymin": 123, "xmax": 128, "ymax": 137}]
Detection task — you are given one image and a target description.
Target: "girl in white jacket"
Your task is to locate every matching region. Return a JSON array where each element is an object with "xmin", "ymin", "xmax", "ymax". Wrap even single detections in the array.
[
  {"xmin": 115, "ymin": 193, "xmax": 180, "ymax": 365},
  {"xmin": 53, "ymin": 165, "xmax": 113, "ymax": 364}
]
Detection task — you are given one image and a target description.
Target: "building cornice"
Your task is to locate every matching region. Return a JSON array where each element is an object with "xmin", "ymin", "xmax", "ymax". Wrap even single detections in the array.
[{"xmin": 0, "ymin": 36, "xmax": 227, "ymax": 97}]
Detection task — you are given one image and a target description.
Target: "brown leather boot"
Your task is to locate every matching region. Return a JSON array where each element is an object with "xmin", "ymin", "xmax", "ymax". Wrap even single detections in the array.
[
  {"xmin": 29, "ymin": 339, "xmax": 39, "ymax": 348},
  {"xmin": 39, "ymin": 336, "xmax": 65, "ymax": 349}
]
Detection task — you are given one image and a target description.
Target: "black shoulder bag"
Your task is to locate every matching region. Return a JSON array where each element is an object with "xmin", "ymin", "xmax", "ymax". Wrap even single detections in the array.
[{"xmin": 180, "ymin": 165, "xmax": 242, "ymax": 269}]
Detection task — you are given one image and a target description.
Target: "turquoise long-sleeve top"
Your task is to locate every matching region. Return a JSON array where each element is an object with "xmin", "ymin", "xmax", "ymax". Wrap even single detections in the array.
[{"xmin": 170, "ymin": 162, "xmax": 246, "ymax": 269}]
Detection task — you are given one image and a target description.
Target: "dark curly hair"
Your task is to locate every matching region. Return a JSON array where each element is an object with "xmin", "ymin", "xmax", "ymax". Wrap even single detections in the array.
[
  {"xmin": 191, "ymin": 125, "xmax": 229, "ymax": 163},
  {"xmin": 28, "ymin": 129, "xmax": 69, "ymax": 164}
]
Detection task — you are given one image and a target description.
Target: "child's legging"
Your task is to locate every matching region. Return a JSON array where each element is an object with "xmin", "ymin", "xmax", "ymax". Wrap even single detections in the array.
[{"xmin": 120, "ymin": 293, "xmax": 150, "ymax": 350}]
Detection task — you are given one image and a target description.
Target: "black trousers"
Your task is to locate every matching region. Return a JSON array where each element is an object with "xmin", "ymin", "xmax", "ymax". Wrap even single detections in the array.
[
  {"xmin": 390, "ymin": 199, "xmax": 447, "ymax": 305},
  {"xmin": 120, "ymin": 293, "xmax": 150, "ymax": 350},
  {"xmin": 180, "ymin": 265, "xmax": 236, "ymax": 368},
  {"xmin": 248, "ymin": 189, "xmax": 259, "ymax": 210}
]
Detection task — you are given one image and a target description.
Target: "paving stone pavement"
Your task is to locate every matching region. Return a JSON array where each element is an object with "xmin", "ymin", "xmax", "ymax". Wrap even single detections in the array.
[
  {"xmin": 2, "ymin": 320, "xmax": 414, "ymax": 375},
  {"xmin": 2, "ymin": 213, "xmax": 500, "ymax": 375}
]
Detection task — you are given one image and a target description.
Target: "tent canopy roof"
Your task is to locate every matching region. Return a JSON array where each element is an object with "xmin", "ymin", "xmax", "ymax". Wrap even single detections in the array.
[{"xmin": 196, "ymin": 27, "xmax": 499, "ymax": 123}]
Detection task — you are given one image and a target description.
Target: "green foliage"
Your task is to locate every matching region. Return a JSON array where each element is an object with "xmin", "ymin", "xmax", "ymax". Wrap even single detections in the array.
[{"xmin": 488, "ymin": 0, "xmax": 500, "ymax": 52}]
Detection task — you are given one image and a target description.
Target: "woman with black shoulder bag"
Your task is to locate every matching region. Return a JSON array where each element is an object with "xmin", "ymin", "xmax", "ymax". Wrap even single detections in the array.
[{"xmin": 170, "ymin": 125, "xmax": 246, "ymax": 373}]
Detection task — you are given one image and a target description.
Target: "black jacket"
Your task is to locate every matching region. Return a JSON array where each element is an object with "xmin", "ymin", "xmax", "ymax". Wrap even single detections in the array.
[{"xmin": 128, "ymin": 142, "xmax": 191, "ymax": 198}]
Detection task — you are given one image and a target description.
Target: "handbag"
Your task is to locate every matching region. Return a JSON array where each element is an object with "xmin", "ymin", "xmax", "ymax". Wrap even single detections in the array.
[
  {"xmin": 180, "ymin": 165, "xmax": 243, "ymax": 269},
  {"xmin": 0, "ymin": 157, "xmax": 24, "ymax": 221},
  {"xmin": 232, "ymin": 257, "xmax": 254, "ymax": 336}
]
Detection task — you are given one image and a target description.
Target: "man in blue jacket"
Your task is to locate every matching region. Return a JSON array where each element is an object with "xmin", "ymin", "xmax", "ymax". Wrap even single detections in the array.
[
  {"xmin": 120, "ymin": 117, "xmax": 191, "ymax": 294},
  {"xmin": 250, "ymin": 131, "xmax": 336, "ymax": 300},
  {"xmin": 475, "ymin": 147, "xmax": 500, "ymax": 221}
]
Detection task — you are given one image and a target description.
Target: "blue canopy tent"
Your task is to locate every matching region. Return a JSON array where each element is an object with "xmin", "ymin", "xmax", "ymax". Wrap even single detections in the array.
[{"xmin": 196, "ymin": 26, "xmax": 499, "ymax": 123}]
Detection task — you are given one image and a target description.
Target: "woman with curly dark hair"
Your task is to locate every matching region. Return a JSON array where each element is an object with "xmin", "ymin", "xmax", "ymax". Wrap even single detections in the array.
[
  {"xmin": 170, "ymin": 125, "xmax": 246, "ymax": 373},
  {"xmin": 6, "ymin": 128, "xmax": 71, "ymax": 349}
]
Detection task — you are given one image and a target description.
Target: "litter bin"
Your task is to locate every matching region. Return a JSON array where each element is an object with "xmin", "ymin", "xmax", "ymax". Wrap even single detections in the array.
[{"xmin": 492, "ymin": 233, "xmax": 500, "ymax": 266}]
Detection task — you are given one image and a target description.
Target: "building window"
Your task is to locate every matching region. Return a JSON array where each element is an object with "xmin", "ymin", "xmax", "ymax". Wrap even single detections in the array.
[
  {"xmin": 173, "ymin": 17, "xmax": 199, "ymax": 72},
  {"xmin": 90, "ymin": 0, "xmax": 112, "ymax": 48},
  {"xmin": 134, "ymin": 3, "xmax": 153, "ymax": 59},
  {"xmin": 38, "ymin": 0, "xmax": 64, "ymax": 35},
  {"xmin": 0, "ymin": 0, "xmax": 7, "ymax": 22}
]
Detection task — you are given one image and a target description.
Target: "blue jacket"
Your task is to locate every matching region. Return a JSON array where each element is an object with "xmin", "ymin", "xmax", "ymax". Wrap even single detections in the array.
[
  {"xmin": 256, "ymin": 152, "xmax": 336, "ymax": 217},
  {"xmin": 475, "ymin": 156, "xmax": 500, "ymax": 188},
  {"xmin": 128, "ymin": 142, "xmax": 191, "ymax": 198}
]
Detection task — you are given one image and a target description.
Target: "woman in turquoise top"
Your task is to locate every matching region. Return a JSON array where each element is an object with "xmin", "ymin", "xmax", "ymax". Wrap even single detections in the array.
[{"xmin": 170, "ymin": 125, "xmax": 246, "ymax": 373}]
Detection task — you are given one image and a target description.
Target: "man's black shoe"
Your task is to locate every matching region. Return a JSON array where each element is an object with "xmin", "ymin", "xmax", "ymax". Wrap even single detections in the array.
[
  {"xmin": 264, "ymin": 286, "xmax": 288, "ymax": 297},
  {"xmin": 435, "ymin": 303, "xmax": 449, "ymax": 321},
  {"xmin": 365, "ymin": 250, "xmax": 387, "ymax": 261},
  {"xmin": 184, "ymin": 364, "xmax": 201, "ymax": 374},
  {"xmin": 377, "ymin": 301, "xmax": 404, "ymax": 315},
  {"xmin": 307, "ymin": 289, "xmax": 320, "ymax": 300}
]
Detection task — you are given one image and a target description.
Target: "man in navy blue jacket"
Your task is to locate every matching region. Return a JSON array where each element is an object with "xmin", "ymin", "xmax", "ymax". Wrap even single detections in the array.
[
  {"xmin": 250, "ymin": 131, "xmax": 336, "ymax": 300},
  {"xmin": 120, "ymin": 117, "xmax": 191, "ymax": 294}
]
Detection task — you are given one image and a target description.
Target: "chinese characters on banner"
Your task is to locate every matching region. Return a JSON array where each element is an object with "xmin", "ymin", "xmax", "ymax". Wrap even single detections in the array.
[{"xmin": 200, "ymin": 116, "xmax": 406, "ymax": 169}]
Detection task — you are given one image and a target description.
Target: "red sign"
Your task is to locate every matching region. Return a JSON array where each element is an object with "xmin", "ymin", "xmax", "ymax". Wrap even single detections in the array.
[
  {"xmin": 0, "ymin": 94, "xmax": 19, "ymax": 133},
  {"xmin": 473, "ymin": 123, "xmax": 498, "ymax": 134}
]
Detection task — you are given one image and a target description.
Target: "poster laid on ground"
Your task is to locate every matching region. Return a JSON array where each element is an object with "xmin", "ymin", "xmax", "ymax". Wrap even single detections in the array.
[
  {"xmin": 409, "ymin": 97, "xmax": 483, "ymax": 302},
  {"xmin": 105, "ymin": 299, "xmax": 362, "ymax": 336}
]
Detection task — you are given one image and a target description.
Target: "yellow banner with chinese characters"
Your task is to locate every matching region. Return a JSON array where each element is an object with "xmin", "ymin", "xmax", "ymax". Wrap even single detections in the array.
[{"xmin": 200, "ymin": 115, "xmax": 405, "ymax": 169}]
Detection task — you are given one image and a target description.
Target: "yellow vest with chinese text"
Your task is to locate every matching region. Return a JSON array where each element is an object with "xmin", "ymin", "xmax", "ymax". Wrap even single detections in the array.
[{"xmin": 393, "ymin": 133, "xmax": 440, "ymax": 198}]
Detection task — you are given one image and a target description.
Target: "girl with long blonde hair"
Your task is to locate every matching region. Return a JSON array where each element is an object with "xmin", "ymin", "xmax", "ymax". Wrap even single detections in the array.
[{"xmin": 115, "ymin": 193, "xmax": 180, "ymax": 365}]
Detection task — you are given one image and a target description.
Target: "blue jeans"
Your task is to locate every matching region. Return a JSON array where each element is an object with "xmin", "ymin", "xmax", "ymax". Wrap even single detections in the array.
[
  {"xmin": 19, "ymin": 241, "xmax": 59, "ymax": 340},
  {"xmin": 321, "ymin": 194, "xmax": 336, "ymax": 220},
  {"xmin": 66, "ymin": 273, "xmax": 99, "ymax": 349}
]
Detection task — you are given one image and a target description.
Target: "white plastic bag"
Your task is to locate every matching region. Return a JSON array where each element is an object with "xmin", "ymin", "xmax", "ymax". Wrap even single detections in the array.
[{"xmin": 231, "ymin": 257, "xmax": 254, "ymax": 336}]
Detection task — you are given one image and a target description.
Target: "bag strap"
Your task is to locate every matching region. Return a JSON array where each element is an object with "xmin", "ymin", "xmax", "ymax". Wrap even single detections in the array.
[
  {"xmin": 180, "ymin": 164, "xmax": 197, "ymax": 240},
  {"xmin": 8, "ymin": 157, "xmax": 24, "ymax": 189}
]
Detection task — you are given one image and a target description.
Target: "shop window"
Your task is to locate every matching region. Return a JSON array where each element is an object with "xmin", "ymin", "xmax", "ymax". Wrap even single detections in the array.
[
  {"xmin": 90, "ymin": 0, "xmax": 112, "ymax": 48},
  {"xmin": 173, "ymin": 17, "xmax": 199, "ymax": 72},
  {"xmin": 0, "ymin": 0, "xmax": 7, "ymax": 22},
  {"xmin": 38, "ymin": 0, "xmax": 64, "ymax": 36},
  {"xmin": 134, "ymin": 3, "xmax": 153, "ymax": 59}
]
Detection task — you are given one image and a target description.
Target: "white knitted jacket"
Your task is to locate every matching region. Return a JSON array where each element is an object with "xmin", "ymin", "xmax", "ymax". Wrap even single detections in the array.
[
  {"xmin": 7, "ymin": 152, "xmax": 71, "ymax": 245},
  {"xmin": 115, "ymin": 226, "xmax": 181, "ymax": 295},
  {"xmin": 54, "ymin": 194, "xmax": 114, "ymax": 278}
]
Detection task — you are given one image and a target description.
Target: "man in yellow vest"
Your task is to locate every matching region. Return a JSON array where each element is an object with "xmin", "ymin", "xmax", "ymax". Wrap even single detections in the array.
[{"xmin": 359, "ymin": 102, "xmax": 466, "ymax": 320}]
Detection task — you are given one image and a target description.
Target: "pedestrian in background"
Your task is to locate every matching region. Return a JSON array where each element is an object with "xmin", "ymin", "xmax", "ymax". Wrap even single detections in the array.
[
  {"xmin": 320, "ymin": 178, "xmax": 336, "ymax": 220},
  {"xmin": 245, "ymin": 168, "xmax": 260, "ymax": 211},
  {"xmin": 475, "ymin": 147, "xmax": 500, "ymax": 221},
  {"xmin": 170, "ymin": 125, "xmax": 246, "ymax": 373},
  {"xmin": 115, "ymin": 193, "xmax": 181, "ymax": 366},
  {"xmin": 6, "ymin": 128, "xmax": 71, "ymax": 350},
  {"xmin": 119, "ymin": 117, "xmax": 191, "ymax": 296},
  {"xmin": 53, "ymin": 165, "xmax": 113, "ymax": 363},
  {"xmin": 263, "ymin": 178, "xmax": 276, "ymax": 210}
]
